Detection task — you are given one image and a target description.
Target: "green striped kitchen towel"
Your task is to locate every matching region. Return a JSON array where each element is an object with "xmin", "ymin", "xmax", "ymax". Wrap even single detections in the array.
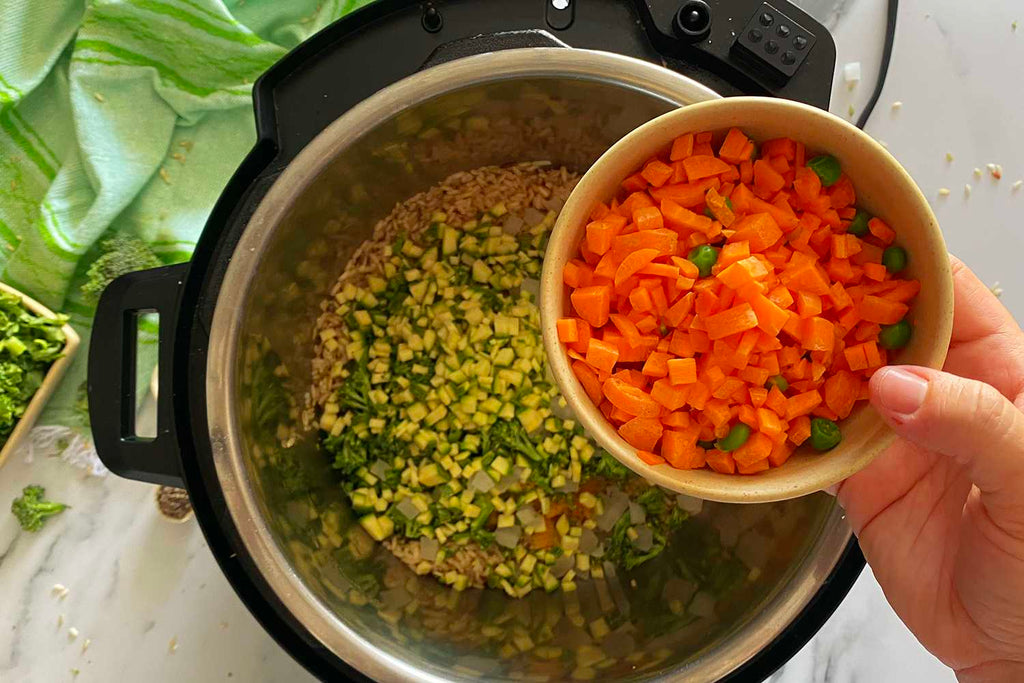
[{"xmin": 0, "ymin": 0, "xmax": 373, "ymax": 467}]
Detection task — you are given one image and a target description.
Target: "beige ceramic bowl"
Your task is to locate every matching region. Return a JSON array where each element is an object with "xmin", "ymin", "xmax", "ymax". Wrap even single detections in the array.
[
  {"xmin": 0, "ymin": 282, "xmax": 80, "ymax": 469},
  {"xmin": 541, "ymin": 97, "xmax": 954, "ymax": 503}
]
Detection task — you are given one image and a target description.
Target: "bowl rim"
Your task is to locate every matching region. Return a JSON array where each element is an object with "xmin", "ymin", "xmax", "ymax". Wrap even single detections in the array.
[
  {"xmin": 0, "ymin": 282, "xmax": 80, "ymax": 469},
  {"xmin": 541, "ymin": 96, "xmax": 953, "ymax": 503}
]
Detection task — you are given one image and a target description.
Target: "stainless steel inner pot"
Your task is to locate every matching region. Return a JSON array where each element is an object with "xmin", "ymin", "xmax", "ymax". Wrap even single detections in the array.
[{"xmin": 204, "ymin": 49, "xmax": 852, "ymax": 682}]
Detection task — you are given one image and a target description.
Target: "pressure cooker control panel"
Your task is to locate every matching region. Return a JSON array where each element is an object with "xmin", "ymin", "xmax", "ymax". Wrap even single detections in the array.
[{"xmin": 635, "ymin": 0, "xmax": 829, "ymax": 94}]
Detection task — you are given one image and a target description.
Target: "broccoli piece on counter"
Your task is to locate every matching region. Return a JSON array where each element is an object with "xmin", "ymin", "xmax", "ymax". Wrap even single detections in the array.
[
  {"xmin": 81, "ymin": 233, "xmax": 162, "ymax": 302},
  {"xmin": 11, "ymin": 485, "xmax": 68, "ymax": 532}
]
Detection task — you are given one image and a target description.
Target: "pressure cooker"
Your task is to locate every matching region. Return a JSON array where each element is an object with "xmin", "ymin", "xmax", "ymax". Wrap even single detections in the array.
[{"xmin": 88, "ymin": 1, "xmax": 864, "ymax": 680}]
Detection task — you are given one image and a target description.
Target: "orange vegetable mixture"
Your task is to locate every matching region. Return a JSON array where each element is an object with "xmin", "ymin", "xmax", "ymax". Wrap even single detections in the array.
[{"xmin": 558, "ymin": 129, "xmax": 919, "ymax": 474}]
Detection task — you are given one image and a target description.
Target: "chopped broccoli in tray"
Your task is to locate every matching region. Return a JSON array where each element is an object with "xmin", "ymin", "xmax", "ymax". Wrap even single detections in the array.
[
  {"xmin": 0, "ymin": 291, "xmax": 67, "ymax": 443},
  {"xmin": 80, "ymin": 233, "xmax": 162, "ymax": 302},
  {"xmin": 11, "ymin": 485, "xmax": 68, "ymax": 532}
]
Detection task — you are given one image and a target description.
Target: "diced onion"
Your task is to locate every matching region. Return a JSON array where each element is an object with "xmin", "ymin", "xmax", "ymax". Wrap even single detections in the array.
[
  {"xmin": 396, "ymin": 497, "xmax": 419, "ymax": 519},
  {"xmin": 578, "ymin": 528, "xmax": 598, "ymax": 555},
  {"xmin": 468, "ymin": 470, "xmax": 495, "ymax": 493},
  {"xmin": 632, "ymin": 525, "xmax": 654, "ymax": 552},
  {"xmin": 523, "ymin": 207, "xmax": 545, "ymax": 227},
  {"xmin": 370, "ymin": 460, "xmax": 389, "ymax": 479},
  {"xmin": 516, "ymin": 507, "xmax": 542, "ymax": 529},
  {"xmin": 495, "ymin": 525, "xmax": 522, "ymax": 549},
  {"xmin": 597, "ymin": 490, "xmax": 629, "ymax": 532},
  {"xmin": 675, "ymin": 493, "xmax": 704, "ymax": 516},
  {"xmin": 502, "ymin": 215, "xmax": 524, "ymax": 234},
  {"xmin": 689, "ymin": 591, "xmax": 716, "ymax": 618},
  {"xmin": 628, "ymin": 502, "xmax": 646, "ymax": 525},
  {"xmin": 419, "ymin": 537, "xmax": 439, "ymax": 561},
  {"xmin": 551, "ymin": 554, "xmax": 574, "ymax": 577}
]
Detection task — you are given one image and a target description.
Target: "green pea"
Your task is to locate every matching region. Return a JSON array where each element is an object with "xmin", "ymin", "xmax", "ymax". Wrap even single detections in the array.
[
  {"xmin": 882, "ymin": 246, "xmax": 908, "ymax": 273},
  {"xmin": 878, "ymin": 319, "xmax": 912, "ymax": 349},
  {"xmin": 765, "ymin": 375, "xmax": 789, "ymax": 393},
  {"xmin": 697, "ymin": 439, "xmax": 717, "ymax": 450},
  {"xmin": 806, "ymin": 155, "xmax": 842, "ymax": 187},
  {"xmin": 847, "ymin": 210, "xmax": 871, "ymax": 236},
  {"xmin": 809, "ymin": 418, "xmax": 842, "ymax": 451},
  {"xmin": 687, "ymin": 245, "xmax": 719, "ymax": 278},
  {"xmin": 716, "ymin": 423, "xmax": 751, "ymax": 452}
]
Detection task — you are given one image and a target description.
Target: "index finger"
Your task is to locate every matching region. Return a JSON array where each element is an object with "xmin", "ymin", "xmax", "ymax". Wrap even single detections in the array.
[{"xmin": 949, "ymin": 255, "xmax": 1021, "ymax": 344}]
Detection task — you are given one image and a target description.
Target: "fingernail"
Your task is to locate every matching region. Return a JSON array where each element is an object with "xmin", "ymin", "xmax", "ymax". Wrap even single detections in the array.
[{"xmin": 877, "ymin": 367, "xmax": 929, "ymax": 416}]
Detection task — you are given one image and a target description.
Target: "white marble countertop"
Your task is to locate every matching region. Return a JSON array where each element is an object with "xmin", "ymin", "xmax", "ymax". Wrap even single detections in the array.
[{"xmin": 3, "ymin": 0, "xmax": 1022, "ymax": 680}]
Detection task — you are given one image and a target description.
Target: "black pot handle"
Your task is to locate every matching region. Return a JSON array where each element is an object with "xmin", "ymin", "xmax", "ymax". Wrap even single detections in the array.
[{"xmin": 88, "ymin": 264, "xmax": 188, "ymax": 487}]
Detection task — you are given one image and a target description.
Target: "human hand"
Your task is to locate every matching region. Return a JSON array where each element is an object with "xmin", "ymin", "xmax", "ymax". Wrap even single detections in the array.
[{"xmin": 836, "ymin": 257, "xmax": 1024, "ymax": 682}]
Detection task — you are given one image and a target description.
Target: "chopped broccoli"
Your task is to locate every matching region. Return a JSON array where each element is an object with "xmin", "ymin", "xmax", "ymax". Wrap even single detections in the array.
[
  {"xmin": 11, "ymin": 485, "xmax": 68, "ymax": 532},
  {"xmin": 336, "ymin": 356, "xmax": 372, "ymax": 413},
  {"xmin": 636, "ymin": 487, "xmax": 668, "ymax": 516},
  {"xmin": 323, "ymin": 428, "xmax": 370, "ymax": 477},
  {"xmin": 487, "ymin": 418, "xmax": 543, "ymax": 462},
  {"xmin": 603, "ymin": 510, "xmax": 667, "ymax": 571},
  {"xmin": 81, "ymin": 233, "xmax": 162, "ymax": 302},
  {"xmin": 588, "ymin": 451, "xmax": 631, "ymax": 482}
]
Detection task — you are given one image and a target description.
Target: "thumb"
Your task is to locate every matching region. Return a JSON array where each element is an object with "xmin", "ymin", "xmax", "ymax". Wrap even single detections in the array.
[{"xmin": 870, "ymin": 366, "xmax": 1024, "ymax": 522}]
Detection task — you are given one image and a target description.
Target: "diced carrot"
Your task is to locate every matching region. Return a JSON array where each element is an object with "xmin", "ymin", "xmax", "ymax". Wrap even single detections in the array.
[
  {"xmin": 705, "ymin": 186, "xmax": 736, "ymax": 227},
  {"xmin": 638, "ymin": 263, "xmax": 679, "ymax": 279},
  {"xmin": 557, "ymin": 318, "xmax": 580, "ymax": 343},
  {"xmin": 641, "ymin": 159, "xmax": 674, "ymax": 187},
  {"xmin": 650, "ymin": 378, "xmax": 691, "ymax": 411},
  {"xmin": 633, "ymin": 205, "xmax": 665, "ymax": 231},
  {"xmin": 733, "ymin": 431, "xmax": 773, "ymax": 467},
  {"xmin": 824, "ymin": 370, "xmax": 859, "ymax": 419},
  {"xmin": 586, "ymin": 338, "xmax": 619, "ymax": 374},
  {"xmin": 863, "ymin": 262, "xmax": 887, "ymax": 282},
  {"xmin": 613, "ymin": 248, "xmax": 662, "ymax": 288},
  {"xmin": 868, "ymin": 217, "xmax": 896, "ymax": 245},
  {"xmin": 563, "ymin": 259, "xmax": 594, "ymax": 288},
  {"xmin": 706, "ymin": 449, "xmax": 737, "ymax": 474},
  {"xmin": 786, "ymin": 390, "xmax": 823, "ymax": 420},
  {"xmin": 686, "ymin": 379, "xmax": 711, "ymax": 410},
  {"xmin": 670, "ymin": 132, "xmax": 695, "ymax": 161},
  {"xmin": 636, "ymin": 449, "xmax": 665, "ymax": 466},
  {"xmin": 609, "ymin": 313, "xmax": 643, "ymax": 349},
  {"xmin": 660, "ymin": 198, "xmax": 713, "ymax": 233},
  {"xmin": 753, "ymin": 159, "xmax": 786, "ymax": 196},
  {"xmin": 719, "ymin": 128, "xmax": 750, "ymax": 164},
  {"xmin": 793, "ymin": 166, "xmax": 822, "ymax": 203},
  {"xmin": 768, "ymin": 285, "xmax": 795, "ymax": 309},
  {"xmin": 571, "ymin": 360, "xmax": 604, "ymax": 406},
  {"xmin": 744, "ymin": 293, "xmax": 788, "ymax": 338},
  {"xmin": 570, "ymin": 284, "xmax": 611, "ymax": 327},
  {"xmin": 662, "ymin": 429, "xmax": 704, "ymax": 469},
  {"xmin": 642, "ymin": 351, "xmax": 672, "ymax": 378},
  {"xmin": 650, "ymin": 177, "xmax": 718, "ymax": 206},
  {"xmin": 663, "ymin": 411, "xmax": 691, "ymax": 428},
  {"xmin": 767, "ymin": 440, "xmax": 795, "ymax": 467},
  {"xmin": 602, "ymin": 377, "xmax": 661, "ymax": 417},
  {"xmin": 610, "ymin": 228, "xmax": 678, "ymax": 259},
  {"xmin": 586, "ymin": 220, "xmax": 619, "ymax": 255},
  {"xmin": 667, "ymin": 357, "xmax": 697, "ymax": 385},
  {"xmin": 629, "ymin": 285, "xmax": 653, "ymax": 312},
  {"xmin": 619, "ymin": 417, "xmax": 664, "ymax": 451},
  {"xmin": 683, "ymin": 155, "xmax": 733, "ymax": 180},
  {"xmin": 730, "ymin": 213, "xmax": 783, "ymax": 252},
  {"xmin": 857, "ymin": 295, "xmax": 908, "ymax": 325},
  {"xmin": 705, "ymin": 302, "xmax": 759, "ymax": 340},
  {"xmin": 796, "ymin": 291, "xmax": 822, "ymax": 319}
]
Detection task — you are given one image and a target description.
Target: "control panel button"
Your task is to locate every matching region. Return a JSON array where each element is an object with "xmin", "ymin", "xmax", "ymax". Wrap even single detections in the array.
[{"xmin": 733, "ymin": 2, "xmax": 816, "ymax": 79}]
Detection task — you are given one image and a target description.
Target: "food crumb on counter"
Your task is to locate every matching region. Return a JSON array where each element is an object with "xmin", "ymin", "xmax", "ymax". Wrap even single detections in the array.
[
  {"xmin": 93, "ymin": 93, "xmax": 105, "ymax": 103},
  {"xmin": 973, "ymin": 168, "xmax": 982, "ymax": 178},
  {"xmin": 891, "ymin": 101, "xmax": 902, "ymax": 110},
  {"xmin": 1013, "ymin": 180, "xmax": 1023, "ymax": 192},
  {"xmin": 847, "ymin": 104, "xmax": 855, "ymax": 117},
  {"xmin": 168, "ymin": 636, "xmax": 178, "ymax": 653},
  {"xmin": 842, "ymin": 62, "xmax": 861, "ymax": 88},
  {"xmin": 68, "ymin": 627, "xmax": 79, "ymax": 641},
  {"xmin": 945, "ymin": 152, "xmax": 954, "ymax": 162},
  {"xmin": 965, "ymin": 184, "xmax": 972, "ymax": 196},
  {"xmin": 82, "ymin": 638, "xmax": 91, "ymax": 653},
  {"xmin": 71, "ymin": 669, "xmax": 80, "ymax": 677},
  {"xmin": 159, "ymin": 168, "xmax": 172, "ymax": 185},
  {"xmin": 987, "ymin": 163, "xmax": 1003, "ymax": 179},
  {"xmin": 990, "ymin": 282, "xmax": 1004, "ymax": 298},
  {"xmin": 57, "ymin": 614, "xmax": 64, "ymax": 628},
  {"xmin": 938, "ymin": 188, "xmax": 951, "ymax": 197},
  {"xmin": 52, "ymin": 584, "xmax": 70, "ymax": 599}
]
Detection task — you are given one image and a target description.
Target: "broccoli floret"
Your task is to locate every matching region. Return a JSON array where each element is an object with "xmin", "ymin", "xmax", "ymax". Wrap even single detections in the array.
[
  {"xmin": 323, "ymin": 429, "xmax": 369, "ymax": 477},
  {"xmin": 635, "ymin": 487, "xmax": 667, "ymax": 517},
  {"xmin": 603, "ymin": 510, "xmax": 667, "ymax": 571},
  {"xmin": 11, "ymin": 485, "xmax": 68, "ymax": 532},
  {"xmin": 487, "ymin": 418, "xmax": 543, "ymax": 462},
  {"xmin": 588, "ymin": 451, "xmax": 630, "ymax": 482},
  {"xmin": 81, "ymin": 233, "xmax": 162, "ymax": 302},
  {"xmin": 336, "ymin": 356, "xmax": 371, "ymax": 413}
]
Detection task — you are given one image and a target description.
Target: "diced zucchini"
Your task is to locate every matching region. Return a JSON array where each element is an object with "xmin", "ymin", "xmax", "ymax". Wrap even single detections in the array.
[{"xmin": 359, "ymin": 514, "xmax": 394, "ymax": 541}]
